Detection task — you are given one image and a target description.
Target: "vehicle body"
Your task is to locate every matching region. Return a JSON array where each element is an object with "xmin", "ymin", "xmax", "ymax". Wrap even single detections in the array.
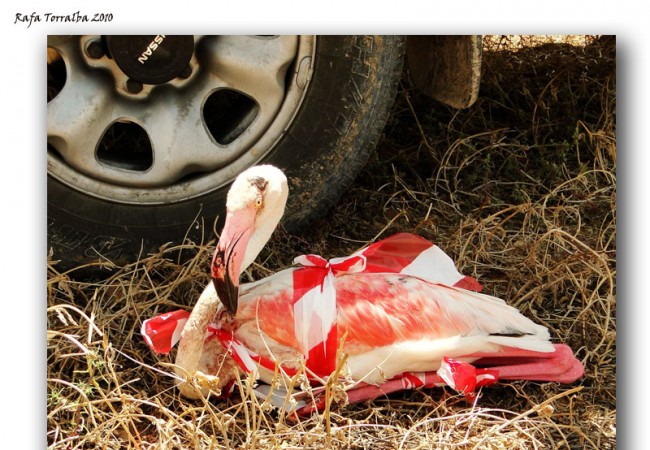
[{"xmin": 47, "ymin": 35, "xmax": 482, "ymax": 270}]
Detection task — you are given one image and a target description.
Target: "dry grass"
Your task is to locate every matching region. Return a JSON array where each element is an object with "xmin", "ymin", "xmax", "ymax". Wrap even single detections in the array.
[{"xmin": 47, "ymin": 35, "xmax": 616, "ymax": 449}]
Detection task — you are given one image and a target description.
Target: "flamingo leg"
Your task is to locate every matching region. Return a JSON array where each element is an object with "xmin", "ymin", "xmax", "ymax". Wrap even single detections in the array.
[
  {"xmin": 472, "ymin": 344, "xmax": 585, "ymax": 383},
  {"xmin": 290, "ymin": 344, "xmax": 583, "ymax": 415}
]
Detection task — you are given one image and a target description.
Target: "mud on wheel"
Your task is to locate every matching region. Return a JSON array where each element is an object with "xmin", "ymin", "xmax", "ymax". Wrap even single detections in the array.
[{"xmin": 47, "ymin": 35, "xmax": 405, "ymax": 270}]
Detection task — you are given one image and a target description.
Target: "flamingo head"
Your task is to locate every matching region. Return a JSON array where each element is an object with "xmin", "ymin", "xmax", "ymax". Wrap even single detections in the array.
[{"xmin": 211, "ymin": 165, "xmax": 288, "ymax": 315}]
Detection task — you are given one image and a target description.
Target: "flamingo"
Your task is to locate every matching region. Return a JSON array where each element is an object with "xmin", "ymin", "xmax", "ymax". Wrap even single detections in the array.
[{"xmin": 142, "ymin": 165, "xmax": 583, "ymax": 414}]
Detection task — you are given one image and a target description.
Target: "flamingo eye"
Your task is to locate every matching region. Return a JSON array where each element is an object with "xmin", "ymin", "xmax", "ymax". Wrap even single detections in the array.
[{"xmin": 255, "ymin": 197, "xmax": 263, "ymax": 208}]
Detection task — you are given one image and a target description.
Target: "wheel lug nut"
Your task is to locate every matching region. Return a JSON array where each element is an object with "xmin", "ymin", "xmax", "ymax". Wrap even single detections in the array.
[
  {"xmin": 126, "ymin": 78, "xmax": 143, "ymax": 94},
  {"xmin": 86, "ymin": 40, "xmax": 105, "ymax": 59}
]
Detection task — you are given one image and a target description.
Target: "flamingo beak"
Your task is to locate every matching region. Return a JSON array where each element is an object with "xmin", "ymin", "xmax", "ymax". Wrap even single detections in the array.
[{"xmin": 211, "ymin": 209, "xmax": 256, "ymax": 316}]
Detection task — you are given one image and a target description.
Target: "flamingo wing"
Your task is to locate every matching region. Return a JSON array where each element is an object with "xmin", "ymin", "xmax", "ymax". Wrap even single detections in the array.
[
  {"xmin": 228, "ymin": 270, "xmax": 554, "ymax": 385},
  {"xmin": 336, "ymin": 274, "xmax": 550, "ymax": 351}
]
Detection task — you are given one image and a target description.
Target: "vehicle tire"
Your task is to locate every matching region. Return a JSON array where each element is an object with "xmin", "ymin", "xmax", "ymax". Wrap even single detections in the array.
[{"xmin": 47, "ymin": 35, "xmax": 405, "ymax": 271}]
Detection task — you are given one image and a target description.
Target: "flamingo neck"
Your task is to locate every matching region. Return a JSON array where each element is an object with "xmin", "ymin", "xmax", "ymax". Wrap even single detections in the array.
[
  {"xmin": 174, "ymin": 196, "xmax": 283, "ymax": 396},
  {"xmin": 174, "ymin": 283, "xmax": 221, "ymax": 398}
]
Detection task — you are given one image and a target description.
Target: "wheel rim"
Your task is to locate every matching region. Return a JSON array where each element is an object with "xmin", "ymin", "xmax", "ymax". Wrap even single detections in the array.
[{"xmin": 47, "ymin": 35, "xmax": 315, "ymax": 204}]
